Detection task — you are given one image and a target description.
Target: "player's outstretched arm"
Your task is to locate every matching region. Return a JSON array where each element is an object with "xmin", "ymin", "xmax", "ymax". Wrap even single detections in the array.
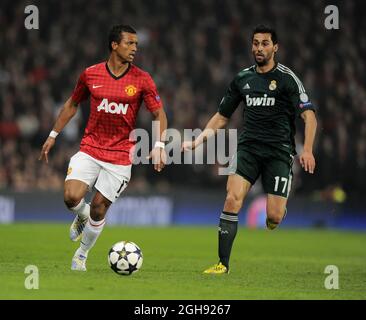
[
  {"xmin": 147, "ymin": 108, "xmax": 168, "ymax": 172},
  {"xmin": 181, "ymin": 112, "xmax": 229, "ymax": 151},
  {"xmin": 299, "ymin": 110, "xmax": 317, "ymax": 174},
  {"xmin": 38, "ymin": 97, "xmax": 78, "ymax": 163}
]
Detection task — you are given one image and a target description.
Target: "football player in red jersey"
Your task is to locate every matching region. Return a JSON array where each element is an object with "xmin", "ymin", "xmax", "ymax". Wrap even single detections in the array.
[{"xmin": 39, "ymin": 25, "xmax": 167, "ymax": 271}]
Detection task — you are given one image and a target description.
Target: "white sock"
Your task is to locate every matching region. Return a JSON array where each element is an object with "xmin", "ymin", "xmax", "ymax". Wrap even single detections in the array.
[
  {"xmin": 79, "ymin": 217, "xmax": 105, "ymax": 255},
  {"xmin": 70, "ymin": 199, "xmax": 90, "ymax": 219},
  {"xmin": 75, "ymin": 247, "xmax": 88, "ymax": 259}
]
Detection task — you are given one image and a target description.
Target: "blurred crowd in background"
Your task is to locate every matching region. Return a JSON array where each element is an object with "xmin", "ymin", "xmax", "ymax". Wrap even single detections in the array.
[{"xmin": 0, "ymin": 0, "xmax": 365, "ymax": 202}]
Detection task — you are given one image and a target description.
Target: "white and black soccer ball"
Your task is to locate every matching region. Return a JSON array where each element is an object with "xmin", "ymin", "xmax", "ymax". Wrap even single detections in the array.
[{"xmin": 108, "ymin": 241, "xmax": 143, "ymax": 275}]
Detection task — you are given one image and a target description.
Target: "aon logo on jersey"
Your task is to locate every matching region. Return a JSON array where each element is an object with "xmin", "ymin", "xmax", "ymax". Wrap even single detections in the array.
[
  {"xmin": 97, "ymin": 98, "xmax": 129, "ymax": 114},
  {"xmin": 246, "ymin": 94, "xmax": 275, "ymax": 106}
]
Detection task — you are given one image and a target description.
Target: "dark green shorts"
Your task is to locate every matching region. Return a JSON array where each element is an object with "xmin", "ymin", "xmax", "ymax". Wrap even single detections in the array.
[{"xmin": 229, "ymin": 143, "xmax": 294, "ymax": 198}]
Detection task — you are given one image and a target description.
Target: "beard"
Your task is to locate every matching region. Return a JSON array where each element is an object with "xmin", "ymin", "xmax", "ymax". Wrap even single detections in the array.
[{"xmin": 254, "ymin": 55, "xmax": 269, "ymax": 66}]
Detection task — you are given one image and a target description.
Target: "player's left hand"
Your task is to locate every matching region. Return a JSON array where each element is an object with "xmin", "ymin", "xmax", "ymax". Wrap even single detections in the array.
[
  {"xmin": 146, "ymin": 147, "xmax": 167, "ymax": 172},
  {"xmin": 299, "ymin": 150, "xmax": 315, "ymax": 174}
]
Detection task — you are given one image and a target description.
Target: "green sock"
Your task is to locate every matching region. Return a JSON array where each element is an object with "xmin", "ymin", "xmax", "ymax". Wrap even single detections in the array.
[{"xmin": 218, "ymin": 211, "xmax": 238, "ymax": 269}]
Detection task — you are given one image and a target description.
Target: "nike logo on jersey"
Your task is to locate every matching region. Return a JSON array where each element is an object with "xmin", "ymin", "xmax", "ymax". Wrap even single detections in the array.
[
  {"xmin": 93, "ymin": 84, "xmax": 103, "ymax": 89},
  {"xmin": 246, "ymin": 94, "xmax": 275, "ymax": 106},
  {"xmin": 243, "ymin": 83, "xmax": 250, "ymax": 89},
  {"xmin": 97, "ymin": 98, "xmax": 129, "ymax": 115}
]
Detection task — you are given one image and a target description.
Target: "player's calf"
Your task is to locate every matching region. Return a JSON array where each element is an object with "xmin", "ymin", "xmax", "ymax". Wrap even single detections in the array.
[{"xmin": 90, "ymin": 201, "xmax": 110, "ymax": 221}]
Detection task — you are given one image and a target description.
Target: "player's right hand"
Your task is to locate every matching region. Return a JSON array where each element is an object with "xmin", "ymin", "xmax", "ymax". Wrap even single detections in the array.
[
  {"xmin": 181, "ymin": 141, "xmax": 196, "ymax": 152},
  {"xmin": 299, "ymin": 150, "xmax": 316, "ymax": 174},
  {"xmin": 38, "ymin": 137, "xmax": 56, "ymax": 164}
]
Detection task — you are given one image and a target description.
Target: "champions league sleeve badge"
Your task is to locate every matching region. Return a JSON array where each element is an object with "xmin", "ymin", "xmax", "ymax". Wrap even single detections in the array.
[
  {"xmin": 299, "ymin": 92, "xmax": 313, "ymax": 109},
  {"xmin": 300, "ymin": 92, "xmax": 309, "ymax": 102}
]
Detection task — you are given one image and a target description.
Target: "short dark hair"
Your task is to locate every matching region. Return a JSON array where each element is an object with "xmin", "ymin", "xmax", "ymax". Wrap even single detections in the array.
[
  {"xmin": 252, "ymin": 24, "xmax": 278, "ymax": 44},
  {"xmin": 108, "ymin": 25, "xmax": 137, "ymax": 51}
]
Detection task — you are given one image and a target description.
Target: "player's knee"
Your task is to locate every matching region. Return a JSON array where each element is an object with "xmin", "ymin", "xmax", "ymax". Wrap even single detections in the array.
[
  {"xmin": 224, "ymin": 194, "xmax": 243, "ymax": 212},
  {"xmin": 266, "ymin": 207, "xmax": 285, "ymax": 226},
  {"xmin": 64, "ymin": 190, "xmax": 82, "ymax": 209}
]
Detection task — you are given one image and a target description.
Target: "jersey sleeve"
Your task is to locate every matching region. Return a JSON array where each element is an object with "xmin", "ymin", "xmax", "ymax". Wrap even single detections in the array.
[
  {"xmin": 143, "ymin": 73, "xmax": 163, "ymax": 112},
  {"xmin": 218, "ymin": 77, "xmax": 242, "ymax": 118},
  {"xmin": 71, "ymin": 70, "xmax": 90, "ymax": 104},
  {"xmin": 287, "ymin": 75, "xmax": 316, "ymax": 117}
]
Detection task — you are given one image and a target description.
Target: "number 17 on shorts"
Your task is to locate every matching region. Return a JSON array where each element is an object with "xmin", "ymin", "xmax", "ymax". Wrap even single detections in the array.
[{"xmin": 270, "ymin": 173, "xmax": 292, "ymax": 198}]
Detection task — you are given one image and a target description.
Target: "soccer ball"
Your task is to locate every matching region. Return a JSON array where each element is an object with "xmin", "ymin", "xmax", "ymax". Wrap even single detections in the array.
[{"xmin": 108, "ymin": 241, "xmax": 143, "ymax": 275}]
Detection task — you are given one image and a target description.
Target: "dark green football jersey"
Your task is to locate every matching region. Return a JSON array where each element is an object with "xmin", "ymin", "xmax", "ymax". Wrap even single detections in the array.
[{"xmin": 218, "ymin": 62, "xmax": 315, "ymax": 155}]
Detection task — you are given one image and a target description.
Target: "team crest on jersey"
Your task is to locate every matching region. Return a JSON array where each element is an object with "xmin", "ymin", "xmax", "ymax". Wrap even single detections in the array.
[
  {"xmin": 125, "ymin": 85, "xmax": 137, "ymax": 96},
  {"xmin": 67, "ymin": 167, "xmax": 72, "ymax": 175},
  {"xmin": 269, "ymin": 80, "xmax": 277, "ymax": 91}
]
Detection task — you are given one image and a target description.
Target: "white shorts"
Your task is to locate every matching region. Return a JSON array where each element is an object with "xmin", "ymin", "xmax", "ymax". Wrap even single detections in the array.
[{"xmin": 65, "ymin": 151, "xmax": 131, "ymax": 203}]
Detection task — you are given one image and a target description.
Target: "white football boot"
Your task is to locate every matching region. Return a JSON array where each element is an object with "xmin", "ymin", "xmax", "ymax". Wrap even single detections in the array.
[
  {"xmin": 69, "ymin": 214, "xmax": 88, "ymax": 242},
  {"xmin": 71, "ymin": 249, "xmax": 87, "ymax": 271}
]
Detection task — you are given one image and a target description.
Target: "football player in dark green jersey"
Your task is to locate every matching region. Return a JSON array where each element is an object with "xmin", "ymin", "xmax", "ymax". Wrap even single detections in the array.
[{"xmin": 182, "ymin": 25, "xmax": 317, "ymax": 274}]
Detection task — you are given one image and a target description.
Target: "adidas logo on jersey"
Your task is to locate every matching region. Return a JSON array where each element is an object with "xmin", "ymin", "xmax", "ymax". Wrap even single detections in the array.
[
  {"xmin": 97, "ymin": 98, "xmax": 129, "ymax": 115},
  {"xmin": 246, "ymin": 94, "xmax": 275, "ymax": 106}
]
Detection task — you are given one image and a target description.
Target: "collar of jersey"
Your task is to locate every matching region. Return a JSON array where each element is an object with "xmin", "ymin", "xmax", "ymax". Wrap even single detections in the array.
[
  {"xmin": 105, "ymin": 62, "xmax": 131, "ymax": 80},
  {"xmin": 254, "ymin": 62, "xmax": 278, "ymax": 74}
]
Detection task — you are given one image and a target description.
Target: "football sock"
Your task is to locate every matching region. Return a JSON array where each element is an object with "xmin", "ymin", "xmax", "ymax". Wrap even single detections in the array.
[
  {"xmin": 218, "ymin": 211, "xmax": 238, "ymax": 269},
  {"xmin": 74, "ymin": 247, "xmax": 88, "ymax": 259},
  {"xmin": 70, "ymin": 198, "xmax": 90, "ymax": 219},
  {"xmin": 79, "ymin": 217, "xmax": 105, "ymax": 255}
]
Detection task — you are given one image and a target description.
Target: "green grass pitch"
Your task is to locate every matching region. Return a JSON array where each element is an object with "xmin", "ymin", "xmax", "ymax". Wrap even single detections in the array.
[{"xmin": 0, "ymin": 223, "xmax": 365, "ymax": 300}]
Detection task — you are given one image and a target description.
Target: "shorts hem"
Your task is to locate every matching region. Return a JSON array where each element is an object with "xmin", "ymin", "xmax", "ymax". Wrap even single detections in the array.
[
  {"xmin": 232, "ymin": 171, "xmax": 255, "ymax": 185},
  {"xmin": 64, "ymin": 177, "xmax": 92, "ymax": 188},
  {"xmin": 265, "ymin": 192, "xmax": 289, "ymax": 199},
  {"xmin": 94, "ymin": 186, "xmax": 115, "ymax": 203}
]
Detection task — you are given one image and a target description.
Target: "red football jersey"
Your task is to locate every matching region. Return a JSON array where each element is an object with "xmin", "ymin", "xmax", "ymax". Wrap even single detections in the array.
[{"xmin": 71, "ymin": 62, "xmax": 163, "ymax": 165}]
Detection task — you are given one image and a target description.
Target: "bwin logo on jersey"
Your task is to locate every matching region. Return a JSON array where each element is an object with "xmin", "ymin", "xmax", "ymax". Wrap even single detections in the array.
[
  {"xmin": 97, "ymin": 98, "xmax": 129, "ymax": 114},
  {"xmin": 246, "ymin": 94, "xmax": 275, "ymax": 106}
]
